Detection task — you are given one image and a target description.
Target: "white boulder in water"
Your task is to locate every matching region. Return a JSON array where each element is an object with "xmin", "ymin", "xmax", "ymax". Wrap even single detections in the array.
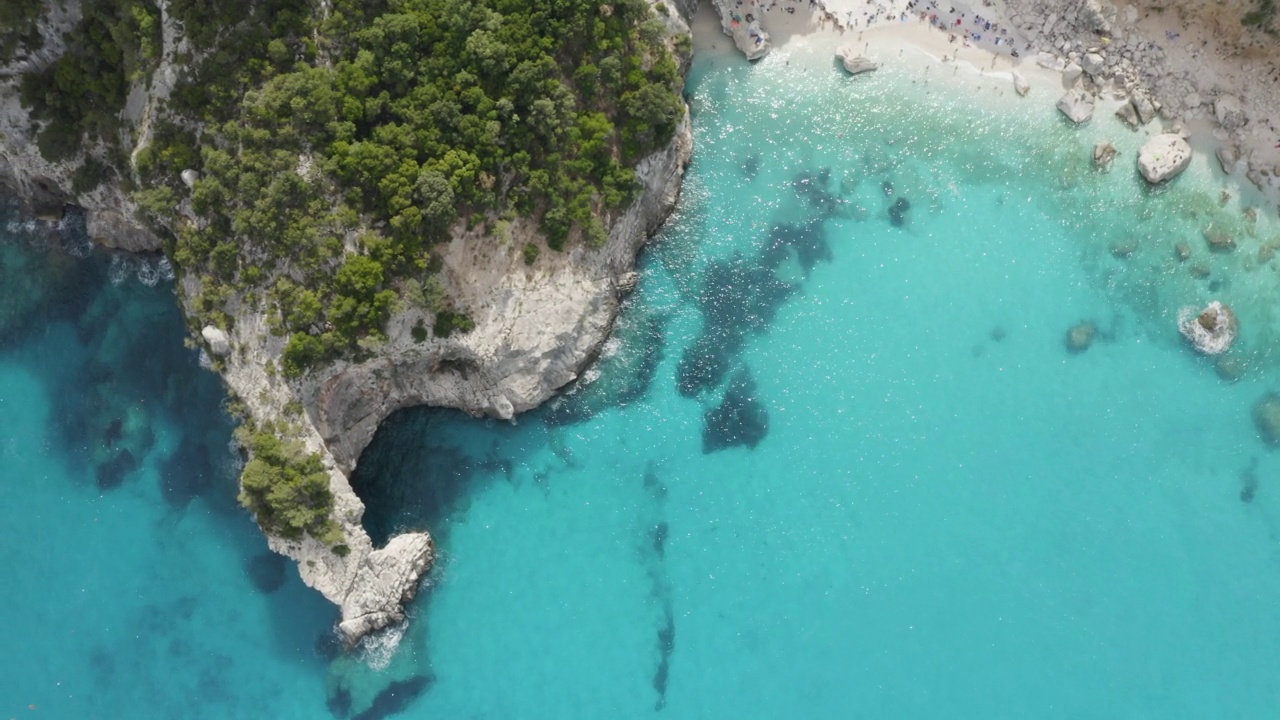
[
  {"xmin": 1178, "ymin": 301, "xmax": 1237, "ymax": 355},
  {"xmin": 1138, "ymin": 133, "xmax": 1191, "ymax": 183},
  {"xmin": 201, "ymin": 325, "xmax": 231, "ymax": 356},
  {"xmin": 836, "ymin": 45, "xmax": 878, "ymax": 75},
  {"xmin": 1056, "ymin": 88, "xmax": 1095, "ymax": 124},
  {"xmin": 1011, "ymin": 71, "xmax": 1030, "ymax": 97}
]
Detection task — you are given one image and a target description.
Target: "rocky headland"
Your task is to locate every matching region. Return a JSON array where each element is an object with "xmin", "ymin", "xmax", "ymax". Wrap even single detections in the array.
[{"xmin": 1, "ymin": 0, "xmax": 694, "ymax": 647}]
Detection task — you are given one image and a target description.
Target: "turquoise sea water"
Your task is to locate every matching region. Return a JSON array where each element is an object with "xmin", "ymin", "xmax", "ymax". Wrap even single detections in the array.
[{"xmin": 7, "ymin": 36, "xmax": 1280, "ymax": 718}]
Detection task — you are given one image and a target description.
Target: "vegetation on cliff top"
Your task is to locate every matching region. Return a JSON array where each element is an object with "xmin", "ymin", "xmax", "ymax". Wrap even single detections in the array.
[
  {"xmin": 237, "ymin": 426, "xmax": 346, "ymax": 552},
  {"xmin": 19, "ymin": 0, "xmax": 685, "ymax": 376},
  {"xmin": 17, "ymin": 0, "xmax": 686, "ymax": 546}
]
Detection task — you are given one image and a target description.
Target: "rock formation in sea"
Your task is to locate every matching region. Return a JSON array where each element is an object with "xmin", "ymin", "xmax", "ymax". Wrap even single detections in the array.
[
  {"xmin": 1064, "ymin": 321, "xmax": 1097, "ymax": 353},
  {"xmin": 1177, "ymin": 301, "xmax": 1237, "ymax": 355},
  {"xmin": 1056, "ymin": 88, "xmax": 1096, "ymax": 124},
  {"xmin": 835, "ymin": 46, "xmax": 879, "ymax": 75},
  {"xmin": 1138, "ymin": 134, "xmax": 1192, "ymax": 184},
  {"xmin": 1093, "ymin": 142, "xmax": 1118, "ymax": 171},
  {"xmin": 0, "ymin": 0, "xmax": 695, "ymax": 646},
  {"xmin": 1253, "ymin": 393, "xmax": 1280, "ymax": 448}
]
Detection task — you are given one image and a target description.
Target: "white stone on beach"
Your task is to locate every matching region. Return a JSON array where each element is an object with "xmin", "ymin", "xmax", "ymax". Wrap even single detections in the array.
[
  {"xmin": 1115, "ymin": 101, "xmax": 1139, "ymax": 128},
  {"xmin": 1214, "ymin": 95, "xmax": 1246, "ymax": 131},
  {"xmin": 1063, "ymin": 61, "xmax": 1083, "ymax": 85},
  {"xmin": 1137, "ymin": 134, "xmax": 1192, "ymax": 183},
  {"xmin": 1056, "ymin": 88, "xmax": 1095, "ymax": 124},
  {"xmin": 1081, "ymin": 52, "xmax": 1105, "ymax": 76},
  {"xmin": 835, "ymin": 45, "xmax": 878, "ymax": 75},
  {"xmin": 1012, "ymin": 71, "xmax": 1030, "ymax": 97},
  {"xmin": 201, "ymin": 325, "xmax": 231, "ymax": 356},
  {"xmin": 1216, "ymin": 143, "xmax": 1241, "ymax": 174},
  {"xmin": 1036, "ymin": 52, "xmax": 1065, "ymax": 72},
  {"xmin": 1132, "ymin": 93, "xmax": 1158, "ymax": 125}
]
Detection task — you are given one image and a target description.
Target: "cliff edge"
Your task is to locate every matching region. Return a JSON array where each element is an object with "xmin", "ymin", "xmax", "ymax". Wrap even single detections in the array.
[{"xmin": 0, "ymin": 0, "xmax": 694, "ymax": 647}]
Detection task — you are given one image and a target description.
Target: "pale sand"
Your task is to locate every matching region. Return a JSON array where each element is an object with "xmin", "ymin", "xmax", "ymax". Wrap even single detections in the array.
[{"xmin": 693, "ymin": 0, "xmax": 1280, "ymax": 210}]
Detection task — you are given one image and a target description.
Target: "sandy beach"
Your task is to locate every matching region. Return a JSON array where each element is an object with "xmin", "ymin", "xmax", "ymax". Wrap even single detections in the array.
[{"xmin": 697, "ymin": 0, "xmax": 1280, "ymax": 210}]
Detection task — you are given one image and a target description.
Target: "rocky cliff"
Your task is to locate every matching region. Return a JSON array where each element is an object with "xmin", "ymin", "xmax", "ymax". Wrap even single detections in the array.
[{"xmin": 1, "ymin": 0, "xmax": 695, "ymax": 647}]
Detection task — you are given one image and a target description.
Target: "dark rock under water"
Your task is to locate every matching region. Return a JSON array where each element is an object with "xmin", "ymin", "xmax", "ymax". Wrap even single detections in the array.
[
  {"xmin": 351, "ymin": 675, "xmax": 435, "ymax": 720},
  {"xmin": 95, "ymin": 449, "xmax": 138, "ymax": 490},
  {"xmin": 247, "ymin": 552, "xmax": 288, "ymax": 594},
  {"xmin": 653, "ymin": 605, "xmax": 676, "ymax": 710},
  {"xmin": 888, "ymin": 196, "xmax": 911, "ymax": 226},
  {"xmin": 703, "ymin": 368, "xmax": 770, "ymax": 453},
  {"xmin": 352, "ymin": 409, "xmax": 493, "ymax": 546},
  {"xmin": 544, "ymin": 312, "xmax": 668, "ymax": 426}
]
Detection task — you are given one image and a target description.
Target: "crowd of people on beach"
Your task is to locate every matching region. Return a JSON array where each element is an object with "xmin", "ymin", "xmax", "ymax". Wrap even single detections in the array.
[{"xmin": 756, "ymin": 0, "xmax": 1026, "ymax": 59}]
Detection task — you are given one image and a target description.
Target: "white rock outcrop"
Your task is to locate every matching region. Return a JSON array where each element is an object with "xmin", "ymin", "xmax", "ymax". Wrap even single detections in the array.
[
  {"xmin": 835, "ymin": 46, "xmax": 879, "ymax": 75},
  {"xmin": 1012, "ymin": 71, "xmax": 1030, "ymax": 97},
  {"xmin": 201, "ymin": 325, "xmax": 231, "ymax": 356},
  {"xmin": 1056, "ymin": 88, "xmax": 1095, "ymax": 123},
  {"xmin": 1138, "ymin": 133, "xmax": 1192, "ymax": 183}
]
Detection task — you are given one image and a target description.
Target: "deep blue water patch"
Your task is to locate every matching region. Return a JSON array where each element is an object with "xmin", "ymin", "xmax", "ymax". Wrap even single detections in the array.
[
  {"xmin": 351, "ymin": 408, "xmax": 502, "ymax": 547},
  {"xmin": 1, "ymin": 206, "xmax": 340, "ymax": 718}
]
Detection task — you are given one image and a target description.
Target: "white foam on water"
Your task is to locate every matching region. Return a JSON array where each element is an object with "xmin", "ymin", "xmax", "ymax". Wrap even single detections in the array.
[
  {"xmin": 107, "ymin": 254, "xmax": 132, "ymax": 285},
  {"xmin": 136, "ymin": 259, "xmax": 161, "ymax": 287},
  {"xmin": 357, "ymin": 621, "xmax": 406, "ymax": 671}
]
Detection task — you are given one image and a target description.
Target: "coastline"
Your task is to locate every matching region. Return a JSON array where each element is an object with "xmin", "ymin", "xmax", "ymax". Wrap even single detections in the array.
[{"xmin": 701, "ymin": 0, "xmax": 1280, "ymax": 211}]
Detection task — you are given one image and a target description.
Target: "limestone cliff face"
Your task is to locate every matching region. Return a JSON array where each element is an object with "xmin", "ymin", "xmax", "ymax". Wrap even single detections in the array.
[
  {"xmin": 0, "ymin": 0, "xmax": 165, "ymax": 252},
  {"xmin": 4, "ymin": 0, "xmax": 695, "ymax": 648},
  {"xmin": 306, "ymin": 113, "xmax": 693, "ymax": 472}
]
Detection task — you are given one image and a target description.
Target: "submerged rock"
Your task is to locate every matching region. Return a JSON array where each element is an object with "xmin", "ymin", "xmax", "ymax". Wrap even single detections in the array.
[
  {"xmin": 1174, "ymin": 241, "xmax": 1192, "ymax": 262},
  {"xmin": 835, "ymin": 45, "xmax": 878, "ymax": 75},
  {"xmin": 1203, "ymin": 226, "xmax": 1235, "ymax": 253},
  {"xmin": 888, "ymin": 197, "xmax": 910, "ymax": 226},
  {"xmin": 1177, "ymin": 301, "xmax": 1237, "ymax": 355},
  {"xmin": 1064, "ymin": 321, "xmax": 1097, "ymax": 353},
  {"xmin": 1093, "ymin": 142, "xmax": 1118, "ymax": 170},
  {"xmin": 1215, "ymin": 355, "xmax": 1248, "ymax": 383},
  {"xmin": 1253, "ymin": 393, "xmax": 1280, "ymax": 448},
  {"xmin": 1110, "ymin": 236, "xmax": 1138, "ymax": 258},
  {"xmin": 1138, "ymin": 134, "xmax": 1191, "ymax": 183},
  {"xmin": 703, "ymin": 368, "xmax": 769, "ymax": 453}
]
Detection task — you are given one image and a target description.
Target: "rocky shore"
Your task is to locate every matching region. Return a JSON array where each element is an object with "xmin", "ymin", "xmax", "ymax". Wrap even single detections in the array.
[
  {"xmin": 1, "ymin": 0, "xmax": 694, "ymax": 647},
  {"xmin": 705, "ymin": 0, "xmax": 1280, "ymax": 207}
]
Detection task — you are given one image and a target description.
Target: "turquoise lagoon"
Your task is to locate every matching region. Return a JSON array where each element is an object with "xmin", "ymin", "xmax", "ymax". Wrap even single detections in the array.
[{"xmin": 6, "ymin": 32, "xmax": 1280, "ymax": 719}]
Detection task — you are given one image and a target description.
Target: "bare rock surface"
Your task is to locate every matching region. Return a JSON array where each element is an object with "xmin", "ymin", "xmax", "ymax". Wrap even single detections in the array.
[
  {"xmin": 1056, "ymin": 88, "xmax": 1095, "ymax": 123},
  {"xmin": 1138, "ymin": 134, "xmax": 1192, "ymax": 183},
  {"xmin": 836, "ymin": 45, "xmax": 879, "ymax": 74}
]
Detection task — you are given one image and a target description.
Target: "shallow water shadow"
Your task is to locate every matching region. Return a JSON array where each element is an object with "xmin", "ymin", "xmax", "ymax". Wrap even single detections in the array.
[
  {"xmin": 544, "ymin": 310, "xmax": 669, "ymax": 426},
  {"xmin": 703, "ymin": 368, "xmax": 770, "ymax": 453},
  {"xmin": 349, "ymin": 675, "xmax": 435, "ymax": 720},
  {"xmin": 351, "ymin": 407, "xmax": 541, "ymax": 547}
]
